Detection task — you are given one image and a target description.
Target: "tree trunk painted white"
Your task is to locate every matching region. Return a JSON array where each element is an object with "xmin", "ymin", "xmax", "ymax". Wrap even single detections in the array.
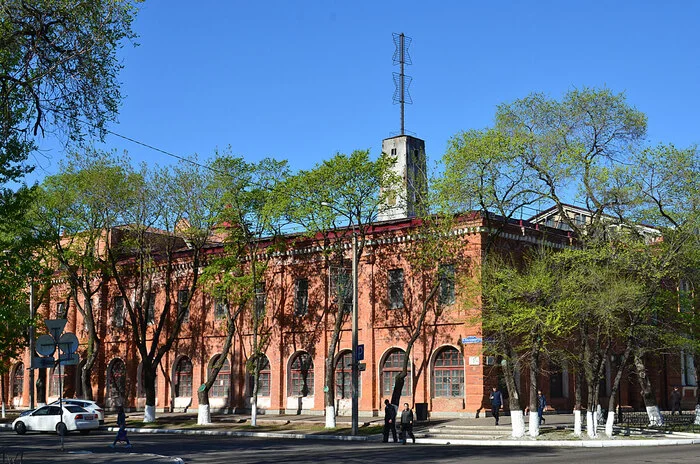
[
  {"xmin": 251, "ymin": 399, "xmax": 258, "ymax": 427},
  {"xmin": 646, "ymin": 405, "xmax": 663, "ymax": 426},
  {"xmin": 528, "ymin": 412, "xmax": 540, "ymax": 437},
  {"xmin": 197, "ymin": 403, "xmax": 211, "ymax": 425},
  {"xmin": 325, "ymin": 405, "xmax": 336, "ymax": 428},
  {"xmin": 586, "ymin": 411, "xmax": 597, "ymax": 437},
  {"xmin": 694, "ymin": 404, "xmax": 700, "ymax": 425},
  {"xmin": 573, "ymin": 410, "xmax": 582, "ymax": 436},
  {"xmin": 144, "ymin": 405, "xmax": 156, "ymax": 423},
  {"xmin": 1, "ymin": 400, "xmax": 5, "ymax": 419},
  {"xmin": 510, "ymin": 409, "xmax": 525, "ymax": 438},
  {"xmin": 605, "ymin": 411, "xmax": 615, "ymax": 437}
]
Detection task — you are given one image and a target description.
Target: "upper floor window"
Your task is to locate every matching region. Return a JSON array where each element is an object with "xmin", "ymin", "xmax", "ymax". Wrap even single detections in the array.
[
  {"xmin": 55, "ymin": 302, "xmax": 66, "ymax": 319},
  {"xmin": 254, "ymin": 282, "xmax": 266, "ymax": 318},
  {"xmin": 178, "ymin": 289, "xmax": 189, "ymax": 323},
  {"xmin": 214, "ymin": 299, "xmax": 227, "ymax": 320},
  {"xmin": 438, "ymin": 264, "xmax": 455, "ymax": 306},
  {"xmin": 295, "ymin": 278, "xmax": 309, "ymax": 316},
  {"xmin": 145, "ymin": 292, "xmax": 155, "ymax": 323},
  {"xmin": 112, "ymin": 297, "xmax": 125, "ymax": 327},
  {"xmin": 331, "ymin": 267, "xmax": 352, "ymax": 313},
  {"xmin": 388, "ymin": 269, "xmax": 404, "ymax": 310}
]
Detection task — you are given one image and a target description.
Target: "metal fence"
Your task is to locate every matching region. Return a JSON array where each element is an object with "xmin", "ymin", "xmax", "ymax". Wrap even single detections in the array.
[{"xmin": 615, "ymin": 410, "xmax": 698, "ymax": 433}]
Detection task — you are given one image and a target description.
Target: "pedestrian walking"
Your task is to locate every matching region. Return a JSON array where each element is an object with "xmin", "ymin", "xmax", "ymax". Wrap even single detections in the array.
[
  {"xmin": 489, "ymin": 386, "xmax": 503, "ymax": 425},
  {"xmin": 400, "ymin": 403, "xmax": 416, "ymax": 444},
  {"xmin": 382, "ymin": 399, "xmax": 398, "ymax": 443},
  {"xmin": 110, "ymin": 406, "xmax": 132, "ymax": 448},
  {"xmin": 537, "ymin": 390, "xmax": 546, "ymax": 425},
  {"xmin": 670, "ymin": 386, "xmax": 682, "ymax": 415}
]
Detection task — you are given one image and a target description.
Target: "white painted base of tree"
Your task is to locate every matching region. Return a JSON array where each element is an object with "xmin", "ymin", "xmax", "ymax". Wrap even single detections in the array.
[
  {"xmin": 605, "ymin": 411, "xmax": 615, "ymax": 437},
  {"xmin": 197, "ymin": 404, "xmax": 211, "ymax": 425},
  {"xmin": 325, "ymin": 406, "xmax": 336, "ymax": 428},
  {"xmin": 646, "ymin": 405, "xmax": 663, "ymax": 426},
  {"xmin": 144, "ymin": 405, "xmax": 156, "ymax": 423},
  {"xmin": 510, "ymin": 410, "xmax": 525, "ymax": 438},
  {"xmin": 573, "ymin": 410, "xmax": 582, "ymax": 436},
  {"xmin": 528, "ymin": 412, "xmax": 540, "ymax": 437},
  {"xmin": 251, "ymin": 401, "xmax": 258, "ymax": 427},
  {"xmin": 37, "ymin": 402, "xmax": 46, "ymax": 407},
  {"xmin": 1, "ymin": 401, "xmax": 5, "ymax": 419},
  {"xmin": 694, "ymin": 404, "xmax": 700, "ymax": 425},
  {"xmin": 586, "ymin": 411, "xmax": 597, "ymax": 437}
]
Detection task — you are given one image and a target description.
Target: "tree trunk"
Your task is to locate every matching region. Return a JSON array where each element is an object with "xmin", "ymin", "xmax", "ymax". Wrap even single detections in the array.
[
  {"xmin": 144, "ymin": 365, "xmax": 157, "ymax": 423},
  {"xmin": 694, "ymin": 356, "xmax": 700, "ymax": 425},
  {"xmin": 502, "ymin": 347, "xmax": 524, "ymax": 438},
  {"xmin": 37, "ymin": 369, "xmax": 46, "ymax": 405},
  {"xmin": 528, "ymin": 343, "xmax": 540, "ymax": 437},
  {"xmin": 80, "ymin": 338, "xmax": 100, "ymax": 401},
  {"xmin": 324, "ymin": 307, "xmax": 345, "ymax": 429},
  {"xmin": 1, "ymin": 375, "xmax": 6, "ymax": 418},
  {"xmin": 605, "ymin": 344, "xmax": 632, "ymax": 437},
  {"xmin": 197, "ymin": 387, "xmax": 211, "ymax": 425},
  {"xmin": 633, "ymin": 350, "xmax": 663, "ymax": 426},
  {"xmin": 574, "ymin": 369, "xmax": 583, "ymax": 436}
]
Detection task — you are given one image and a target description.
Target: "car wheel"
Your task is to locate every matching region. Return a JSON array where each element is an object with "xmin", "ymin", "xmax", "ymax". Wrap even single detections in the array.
[
  {"xmin": 56, "ymin": 422, "xmax": 68, "ymax": 436},
  {"xmin": 14, "ymin": 422, "xmax": 26, "ymax": 435},
  {"xmin": 79, "ymin": 430, "xmax": 90, "ymax": 435}
]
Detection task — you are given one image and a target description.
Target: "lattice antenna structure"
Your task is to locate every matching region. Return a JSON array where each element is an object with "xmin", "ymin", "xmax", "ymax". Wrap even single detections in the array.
[{"xmin": 392, "ymin": 32, "xmax": 413, "ymax": 135}]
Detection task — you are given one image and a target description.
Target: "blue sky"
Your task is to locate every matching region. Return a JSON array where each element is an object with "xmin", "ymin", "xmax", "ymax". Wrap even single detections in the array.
[{"xmin": 31, "ymin": 0, "xmax": 700, "ymax": 181}]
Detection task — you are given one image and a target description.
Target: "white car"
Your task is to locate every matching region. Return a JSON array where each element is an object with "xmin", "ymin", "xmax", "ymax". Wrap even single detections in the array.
[
  {"xmin": 12, "ymin": 404, "xmax": 99, "ymax": 435},
  {"xmin": 49, "ymin": 399, "xmax": 105, "ymax": 424}
]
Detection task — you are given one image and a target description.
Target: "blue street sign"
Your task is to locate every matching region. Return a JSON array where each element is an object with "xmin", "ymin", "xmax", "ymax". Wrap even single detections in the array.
[
  {"xmin": 461, "ymin": 336, "xmax": 483, "ymax": 344},
  {"xmin": 356, "ymin": 344, "xmax": 365, "ymax": 362}
]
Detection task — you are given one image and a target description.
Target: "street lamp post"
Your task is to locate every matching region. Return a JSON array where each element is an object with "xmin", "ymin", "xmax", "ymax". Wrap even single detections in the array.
[
  {"xmin": 350, "ymin": 233, "xmax": 359, "ymax": 436},
  {"xmin": 29, "ymin": 281, "xmax": 35, "ymax": 409}
]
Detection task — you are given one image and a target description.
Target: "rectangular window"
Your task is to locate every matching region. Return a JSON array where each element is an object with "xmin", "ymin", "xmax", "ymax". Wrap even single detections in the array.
[
  {"xmin": 146, "ymin": 292, "xmax": 155, "ymax": 323},
  {"xmin": 295, "ymin": 279, "xmax": 308, "ymax": 316},
  {"xmin": 332, "ymin": 269, "xmax": 353, "ymax": 313},
  {"xmin": 214, "ymin": 299, "xmax": 227, "ymax": 320},
  {"xmin": 254, "ymin": 282, "xmax": 266, "ymax": 318},
  {"xmin": 113, "ymin": 297, "xmax": 125, "ymax": 327},
  {"xmin": 438, "ymin": 264, "xmax": 456, "ymax": 306},
  {"xmin": 55, "ymin": 302, "xmax": 66, "ymax": 319},
  {"xmin": 388, "ymin": 269, "xmax": 404, "ymax": 310},
  {"xmin": 178, "ymin": 289, "xmax": 189, "ymax": 323}
]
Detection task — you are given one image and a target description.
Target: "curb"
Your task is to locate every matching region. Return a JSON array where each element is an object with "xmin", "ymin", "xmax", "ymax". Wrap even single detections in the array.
[
  {"xmin": 105, "ymin": 426, "xmax": 369, "ymax": 442},
  {"xmin": 413, "ymin": 437, "xmax": 700, "ymax": 447}
]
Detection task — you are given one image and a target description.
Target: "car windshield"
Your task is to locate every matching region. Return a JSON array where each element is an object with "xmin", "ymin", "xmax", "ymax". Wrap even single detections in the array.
[
  {"xmin": 65, "ymin": 405, "xmax": 87, "ymax": 413},
  {"xmin": 19, "ymin": 409, "xmax": 34, "ymax": 417}
]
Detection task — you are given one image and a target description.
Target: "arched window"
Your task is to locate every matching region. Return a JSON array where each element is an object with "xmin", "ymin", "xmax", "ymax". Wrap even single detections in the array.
[
  {"xmin": 174, "ymin": 357, "xmax": 193, "ymax": 398},
  {"xmin": 381, "ymin": 349, "xmax": 411, "ymax": 397},
  {"xmin": 137, "ymin": 362, "xmax": 157, "ymax": 398},
  {"xmin": 107, "ymin": 359, "xmax": 126, "ymax": 401},
  {"xmin": 432, "ymin": 347, "xmax": 464, "ymax": 398},
  {"xmin": 335, "ymin": 351, "xmax": 353, "ymax": 399},
  {"xmin": 288, "ymin": 352, "xmax": 314, "ymax": 397},
  {"xmin": 50, "ymin": 366, "xmax": 66, "ymax": 397},
  {"xmin": 12, "ymin": 363, "xmax": 24, "ymax": 398},
  {"xmin": 209, "ymin": 355, "xmax": 231, "ymax": 398}
]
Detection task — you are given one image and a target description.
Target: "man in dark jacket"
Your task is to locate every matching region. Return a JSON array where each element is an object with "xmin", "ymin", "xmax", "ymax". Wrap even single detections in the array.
[
  {"xmin": 382, "ymin": 399, "xmax": 398, "ymax": 443},
  {"xmin": 537, "ymin": 390, "xmax": 546, "ymax": 425},
  {"xmin": 489, "ymin": 386, "xmax": 503, "ymax": 425},
  {"xmin": 400, "ymin": 403, "xmax": 416, "ymax": 444},
  {"xmin": 670, "ymin": 386, "xmax": 682, "ymax": 415}
]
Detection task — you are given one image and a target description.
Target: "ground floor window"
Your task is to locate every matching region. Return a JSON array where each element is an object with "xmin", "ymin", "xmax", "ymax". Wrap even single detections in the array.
[
  {"xmin": 174, "ymin": 357, "xmax": 193, "ymax": 398},
  {"xmin": 209, "ymin": 354, "xmax": 231, "ymax": 398},
  {"xmin": 107, "ymin": 358, "xmax": 126, "ymax": 401},
  {"xmin": 432, "ymin": 347, "xmax": 464, "ymax": 398},
  {"xmin": 12, "ymin": 363, "xmax": 23, "ymax": 397},
  {"xmin": 289, "ymin": 352, "xmax": 314, "ymax": 397},
  {"xmin": 381, "ymin": 349, "xmax": 411, "ymax": 397}
]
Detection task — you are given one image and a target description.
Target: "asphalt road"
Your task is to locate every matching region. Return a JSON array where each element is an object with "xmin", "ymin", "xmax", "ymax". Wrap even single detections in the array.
[{"xmin": 1, "ymin": 429, "xmax": 700, "ymax": 464}]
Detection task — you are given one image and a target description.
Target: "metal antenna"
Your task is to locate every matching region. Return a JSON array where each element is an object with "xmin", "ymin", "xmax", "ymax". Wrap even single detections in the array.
[{"xmin": 392, "ymin": 32, "xmax": 412, "ymax": 135}]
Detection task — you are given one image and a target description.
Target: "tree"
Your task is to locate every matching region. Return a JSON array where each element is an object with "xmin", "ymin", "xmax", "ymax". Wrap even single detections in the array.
[
  {"xmin": 0, "ymin": 0, "xmax": 139, "ymax": 145},
  {"xmin": 283, "ymin": 149, "xmax": 399, "ymax": 428},
  {"xmin": 199, "ymin": 154, "xmax": 289, "ymax": 426},
  {"xmin": 31, "ymin": 151, "xmax": 127, "ymax": 400}
]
